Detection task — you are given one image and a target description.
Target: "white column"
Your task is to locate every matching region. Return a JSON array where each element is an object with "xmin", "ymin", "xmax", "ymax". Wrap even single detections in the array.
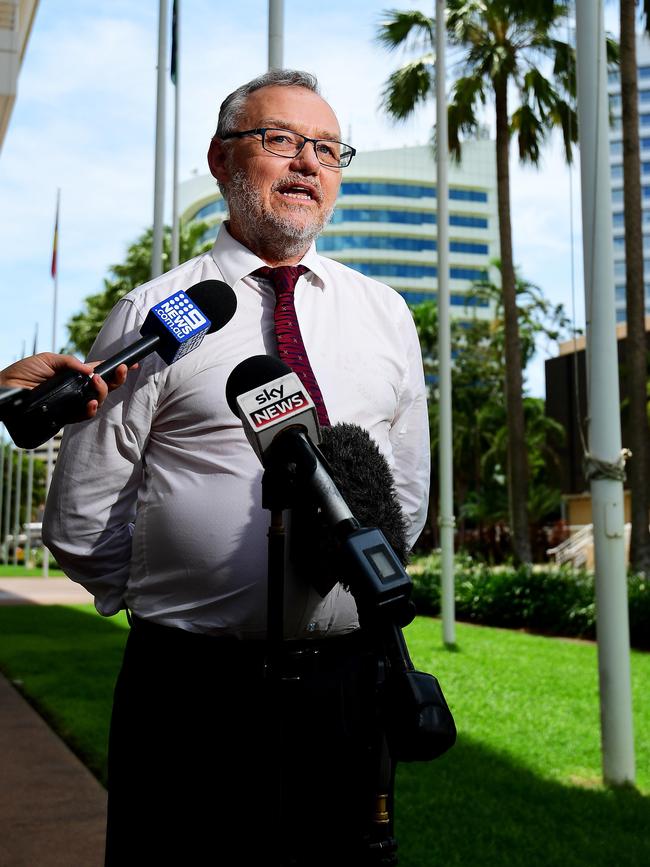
[
  {"xmin": 575, "ymin": 0, "xmax": 635, "ymax": 785},
  {"xmin": 435, "ymin": 0, "xmax": 456, "ymax": 646}
]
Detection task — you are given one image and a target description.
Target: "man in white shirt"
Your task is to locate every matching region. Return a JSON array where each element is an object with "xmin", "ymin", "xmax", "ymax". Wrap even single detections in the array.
[{"xmin": 44, "ymin": 69, "xmax": 429, "ymax": 866}]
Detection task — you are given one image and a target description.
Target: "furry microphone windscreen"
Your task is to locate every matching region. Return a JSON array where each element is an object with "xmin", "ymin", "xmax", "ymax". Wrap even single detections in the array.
[{"xmin": 290, "ymin": 422, "xmax": 409, "ymax": 597}]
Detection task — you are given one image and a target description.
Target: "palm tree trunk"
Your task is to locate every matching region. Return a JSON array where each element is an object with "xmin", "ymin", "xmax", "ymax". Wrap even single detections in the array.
[
  {"xmin": 494, "ymin": 78, "xmax": 532, "ymax": 565},
  {"xmin": 621, "ymin": 0, "xmax": 650, "ymax": 575}
]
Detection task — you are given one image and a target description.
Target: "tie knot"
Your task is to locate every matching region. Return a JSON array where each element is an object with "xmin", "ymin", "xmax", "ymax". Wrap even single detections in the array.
[{"xmin": 254, "ymin": 265, "xmax": 308, "ymax": 297}]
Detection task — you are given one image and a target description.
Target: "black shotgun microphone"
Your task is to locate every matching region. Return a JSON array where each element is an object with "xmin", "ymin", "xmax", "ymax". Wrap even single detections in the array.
[{"xmin": 2, "ymin": 279, "xmax": 237, "ymax": 449}]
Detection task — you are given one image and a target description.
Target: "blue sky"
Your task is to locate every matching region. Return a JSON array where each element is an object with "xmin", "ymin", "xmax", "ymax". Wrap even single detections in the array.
[{"xmin": 0, "ymin": 1, "xmax": 619, "ymax": 395}]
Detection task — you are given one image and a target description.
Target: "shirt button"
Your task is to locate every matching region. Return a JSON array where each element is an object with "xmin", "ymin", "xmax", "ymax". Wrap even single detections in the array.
[{"xmin": 307, "ymin": 622, "xmax": 317, "ymax": 632}]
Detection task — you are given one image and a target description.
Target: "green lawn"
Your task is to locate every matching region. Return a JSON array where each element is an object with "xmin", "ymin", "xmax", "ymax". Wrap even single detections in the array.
[
  {"xmin": 0, "ymin": 565, "xmax": 65, "ymax": 577},
  {"xmin": 0, "ymin": 606, "xmax": 647, "ymax": 866}
]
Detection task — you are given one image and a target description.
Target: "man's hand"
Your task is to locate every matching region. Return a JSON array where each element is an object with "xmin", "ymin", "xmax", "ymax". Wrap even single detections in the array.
[{"xmin": 0, "ymin": 353, "xmax": 130, "ymax": 420}]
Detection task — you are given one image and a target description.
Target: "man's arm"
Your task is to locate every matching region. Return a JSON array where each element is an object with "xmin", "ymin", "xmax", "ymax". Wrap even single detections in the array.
[
  {"xmin": 42, "ymin": 304, "xmax": 157, "ymax": 615},
  {"xmin": 0, "ymin": 352, "xmax": 129, "ymax": 420},
  {"xmin": 389, "ymin": 304, "xmax": 431, "ymax": 550}
]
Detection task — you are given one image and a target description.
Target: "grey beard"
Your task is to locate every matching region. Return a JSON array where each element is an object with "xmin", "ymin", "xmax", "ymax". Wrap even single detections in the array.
[{"xmin": 223, "ymin": 170, "xmax": 334, "ymax": 259}]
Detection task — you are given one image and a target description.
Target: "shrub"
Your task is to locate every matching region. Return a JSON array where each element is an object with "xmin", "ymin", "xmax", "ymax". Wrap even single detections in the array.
[{"xmin": 409, "ymin": 556, "xmax": 648, "ymax": 650}]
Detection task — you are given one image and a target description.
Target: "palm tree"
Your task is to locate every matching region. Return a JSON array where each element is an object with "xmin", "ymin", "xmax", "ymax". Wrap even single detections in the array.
[
  {"xmin": 377, "ymin": 1, "xmax": 578, "ymax": 564},
  {"xmin": 619, "ymin": 0, "xmax": 650, "ymax": 574}
]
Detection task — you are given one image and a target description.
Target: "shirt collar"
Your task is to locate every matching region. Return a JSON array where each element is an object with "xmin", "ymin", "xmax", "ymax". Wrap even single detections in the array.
[{"xmin": 211, "ymin": 223, "xmax": 328, "ymax": 290}]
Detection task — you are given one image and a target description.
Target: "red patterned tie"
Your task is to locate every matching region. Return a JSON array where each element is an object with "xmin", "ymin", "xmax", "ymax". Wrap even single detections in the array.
[{"xmin": 254, "ymin": 265, "xmax": 331, "ymax": 427}]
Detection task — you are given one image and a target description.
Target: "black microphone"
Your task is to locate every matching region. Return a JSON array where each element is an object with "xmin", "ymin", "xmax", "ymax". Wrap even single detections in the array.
[
  {"xmin": 2, "ymin": 279, "xmax": 237, "ymax": 449},
  {"xmin": 225, "ymin": 355, "xmax": 412, "ymax": 622}
]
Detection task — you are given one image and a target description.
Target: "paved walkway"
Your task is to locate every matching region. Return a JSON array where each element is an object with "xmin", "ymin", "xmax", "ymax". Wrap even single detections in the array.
[
  {"xmin": 0, "ymin": 578, "xmax": 93, "ymax": 607},
  {"xmin": 0, "ymin": 579, "xmax": 107, "ymax": 865}
]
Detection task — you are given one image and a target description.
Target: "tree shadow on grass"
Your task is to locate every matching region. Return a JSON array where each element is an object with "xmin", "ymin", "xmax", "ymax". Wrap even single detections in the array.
[{"xmin": 396, "ymin": 737, "xmax": 649, "ymax": 867}]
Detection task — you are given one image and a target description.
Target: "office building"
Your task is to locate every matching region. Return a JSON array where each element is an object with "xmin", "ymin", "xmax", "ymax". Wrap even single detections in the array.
[{"xmin": 608, "ymin": 35, "xmax": 650, "ymax": 322}]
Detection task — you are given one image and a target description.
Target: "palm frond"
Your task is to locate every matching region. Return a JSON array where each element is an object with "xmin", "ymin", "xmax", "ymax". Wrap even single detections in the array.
[
  {"xmin": 375, "ymin": 9, "xmax": 434, "ymax": 53},
  {"xmin": 379, "ymin": 56, "xmax": 434, "ymax": 121}
]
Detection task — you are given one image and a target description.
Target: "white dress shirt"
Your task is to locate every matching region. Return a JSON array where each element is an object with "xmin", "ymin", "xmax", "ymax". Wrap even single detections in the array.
[{"xmin": 43, "ymin": 225, "xmax": 430, "ymax": 638}]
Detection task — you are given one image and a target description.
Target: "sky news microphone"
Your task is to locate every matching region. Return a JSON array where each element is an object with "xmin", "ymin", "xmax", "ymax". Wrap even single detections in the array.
[
  {"xmin": 225, "ymin": 354, "xmax": 321, "ymax": 461},
  {"xmin": 226, "ymin": 355, "xmax": 412, "ymax": 621},
  {"xmin": 2, "ymin": 279, "xmax": 237, "ymax": 449}
]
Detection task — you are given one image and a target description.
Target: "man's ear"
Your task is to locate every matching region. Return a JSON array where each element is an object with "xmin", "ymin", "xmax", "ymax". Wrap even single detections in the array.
[{"xmin": 207, "ymin": 137, "xmax": 228, "ymax": 184}]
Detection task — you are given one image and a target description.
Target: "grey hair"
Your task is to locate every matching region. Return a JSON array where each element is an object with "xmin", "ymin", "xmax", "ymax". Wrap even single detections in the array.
[{"xmin": 215, "ymin": 69, "xmax": 320, "ymax": 138}]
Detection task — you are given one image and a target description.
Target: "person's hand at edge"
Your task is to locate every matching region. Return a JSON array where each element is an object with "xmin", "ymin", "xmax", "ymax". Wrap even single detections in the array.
[{"xmin": 0, "ymin": 353, "xmax": 134, "ymax": 420}]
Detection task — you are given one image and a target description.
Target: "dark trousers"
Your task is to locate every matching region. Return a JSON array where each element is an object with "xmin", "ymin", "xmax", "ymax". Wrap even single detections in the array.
[{"xmin": 105, "ymin": 619, "xmax": 395, "ymax": 866}]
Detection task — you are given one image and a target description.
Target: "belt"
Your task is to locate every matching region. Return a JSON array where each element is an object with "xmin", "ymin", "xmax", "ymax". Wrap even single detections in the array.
[{"xmin": 129, "ymin": 615, "xmax": 371, "ymax": 679}]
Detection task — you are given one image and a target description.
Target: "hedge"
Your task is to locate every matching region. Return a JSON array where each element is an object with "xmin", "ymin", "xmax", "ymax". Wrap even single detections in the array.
[{"xmin": 408, "ymin": 555, "xmax": 649, "ymax": 650}]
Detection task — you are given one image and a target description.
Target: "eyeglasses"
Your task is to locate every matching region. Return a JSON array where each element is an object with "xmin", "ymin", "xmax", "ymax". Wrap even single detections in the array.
[{"xmin": 221, "ymin": 127, "xmax": 356, "ymax": 168}]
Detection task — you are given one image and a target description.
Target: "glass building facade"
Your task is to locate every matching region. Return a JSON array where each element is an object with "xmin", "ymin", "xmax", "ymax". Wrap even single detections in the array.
[
  {"xmin": 179, "ymin": 140, "xmax": 498, "ymax": 319},
  {"xmin": 608, "ymin": 37, "xmax": 650, "ymax": 322}
]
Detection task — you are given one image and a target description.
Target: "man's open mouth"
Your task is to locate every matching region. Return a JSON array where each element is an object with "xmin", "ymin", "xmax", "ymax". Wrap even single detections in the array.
[{"xmin": 276, "ymin": 182, "xmax": 319, "ymax": 201}]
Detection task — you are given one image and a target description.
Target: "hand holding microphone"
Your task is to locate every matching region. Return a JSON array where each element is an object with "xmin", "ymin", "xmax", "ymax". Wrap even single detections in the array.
[{"xmin": 1, "ymin": 279, "xmax": 237, "ymax": 449}]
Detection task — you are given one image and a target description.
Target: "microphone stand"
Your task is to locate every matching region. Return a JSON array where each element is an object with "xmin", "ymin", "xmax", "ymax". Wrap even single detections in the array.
[{"xmin": 260, "ymin": 429, "xmax": 413, "ymax": 866}]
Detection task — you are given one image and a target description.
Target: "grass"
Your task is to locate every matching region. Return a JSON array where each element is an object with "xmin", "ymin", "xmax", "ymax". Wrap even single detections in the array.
[
  {"xmin": 0, "ymin": 606, "xmax": 647, "ymax": 866},
  {"xmin": 0, "ymin": 565, "xmax": 65, "ymax": 577}
]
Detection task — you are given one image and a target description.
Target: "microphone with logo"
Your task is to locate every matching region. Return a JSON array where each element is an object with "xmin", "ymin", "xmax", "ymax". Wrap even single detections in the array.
[
  {"xmin": 225, "ymin": 354, "xmax": 412, "ymax": 627},
  {"xmin": 2, "ymin": 279, "xmax": 237, "ymax": 449}
]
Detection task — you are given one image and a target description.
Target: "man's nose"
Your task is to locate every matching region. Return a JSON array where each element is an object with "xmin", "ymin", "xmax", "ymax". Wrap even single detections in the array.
[{"xmin": 289, "ymin": 140, "xmax": 321, "ymax": 174}]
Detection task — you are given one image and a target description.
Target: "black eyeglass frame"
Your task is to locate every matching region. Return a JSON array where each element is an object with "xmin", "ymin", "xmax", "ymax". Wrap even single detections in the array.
[{"xmin": 220, "ymin": 127, "xmax": 356, "ymax": 168}]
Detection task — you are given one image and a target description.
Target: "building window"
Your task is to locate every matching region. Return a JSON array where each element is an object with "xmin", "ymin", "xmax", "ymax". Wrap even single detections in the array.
[
  {"xmin": 345, "ymin": 262, "xmax": 488, "ymax": 280},
  {"xmin": 610, "ymin": 164, "xmax": 623, "ymax": 180},
  {"xmin": 339, "ymin": 181, "xmax": 488, "ymax": 202},
  {"xmin": 641, "ymin": 89, "xmax": 650, "ymax": 104},
  {"xmin": 450, "ymin": 215, "xmax": 489, "ymax": 228},
  {"xmin": 611, "ymin": 188, "xmax": 624, "ymax": 204},
  {"xmin": 317, "ymin": 236, "xmax": 489, "ymax": 255},
  {"xmin": 400, "ymin": 290, "xmax": 490, "ymax": 307},
  {"xmin": 613, "ymin": 212, "xmax": 624, "ymax": 228},
  {"xmin": 191, "ymin": 199, "xmax": 227, "ymax": 220},
  {"xmin": 318, "ymin": 235, "xmax": 435, "ymax": 253},
  {"xmin": 330, "ymin": 208, "xmax": 436, "ymax": 225},
  {"xmin": 609, "ymin": 94, "xmax": 621, "ymax": 111},
  {"xmin": 640, "ymin": 66, "xmax": 650, "ymax": 79},
  {"xmin": 450, "ymin": 240, "xmax": 489, "ymax": 254},
  {"xmin": 608, "ymin": 70, "xmax": 620, "ymax": 85},
  {"xmin": 610, "ymin": 141, "xmax": 623, "ymax": 156},
  {"xmin": 329, "ymin": 209, "xmax": 488, "ymax": 229}
]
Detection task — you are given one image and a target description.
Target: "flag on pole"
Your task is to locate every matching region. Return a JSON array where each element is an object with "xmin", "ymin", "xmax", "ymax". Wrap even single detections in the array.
[
  {"xmin": 171, "ymin": 0, "xmax": 178, "ymax": 85},
  {"xmin": 32, "ymin": 322, "xmax": 38, "ymax": 355},
  {"xmin": 51, "ymin": 190, "xmax": 60, "ymax": 279}
]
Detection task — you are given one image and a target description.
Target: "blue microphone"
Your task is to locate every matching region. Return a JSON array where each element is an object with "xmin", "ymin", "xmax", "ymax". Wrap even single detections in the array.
[{"xmin": 1, "ymin": 279, "xmax": 237, "ymax": 449}]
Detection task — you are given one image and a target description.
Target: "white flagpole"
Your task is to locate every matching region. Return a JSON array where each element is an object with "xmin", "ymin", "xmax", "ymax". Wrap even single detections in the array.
[
  {"xmin": 152, "ymin": 0, "xmax": 169, "ymax": 279},
  {"xmin": 12, "ymin": 446, "xmax": 22, "ymax": 566},
  {"xmin": 435, "ymin": 0, "xmax": 456, "ymax": 647},
  {"xmin": 44, "ymin": 189, "xmax": 60, "ymax": 579},
  {"xmin": 171, "ymin": 0, "xmax": 181, "ymax": 269},
  {"xmin": 268, "ymin": 0, "xmax": 284, "ymax": 69},
  {"xmin": 3, "ymin": 441, "xmax": 13, "ymax": 566},
  {"xmin": 575, "ymin": 0, "xmax": 635, "ymax": 785}
]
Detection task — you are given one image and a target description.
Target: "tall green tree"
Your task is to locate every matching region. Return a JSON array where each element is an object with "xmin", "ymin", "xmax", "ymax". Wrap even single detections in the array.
[
  {"xmin": 67, "ymin": 220, "xmax": 212, "ymax": 356},
  {"xmin": 378, "ymin": 1, "xmax": 578, "ymax": 564},
  {"xmin": 619, "ymin": 0, "xmax": 650, "ymax": 574},
  {"xmin": 411, "ymin": 267, "xmax": 570, "ymax": 559}
]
